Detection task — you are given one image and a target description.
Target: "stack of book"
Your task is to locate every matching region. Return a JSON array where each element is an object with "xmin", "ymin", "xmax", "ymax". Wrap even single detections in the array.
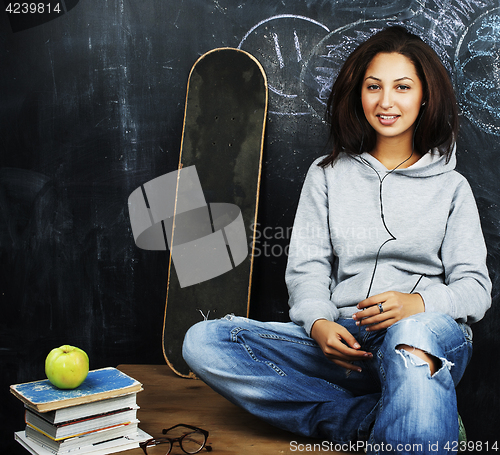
[{"xmin": 10, "ymin": 367, "xmax": 152, "ymax": 454}]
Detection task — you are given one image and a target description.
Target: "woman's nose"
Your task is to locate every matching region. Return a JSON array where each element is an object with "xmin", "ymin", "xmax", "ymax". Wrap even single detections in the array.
[{"xmin": 379, "ymin": 90, "xmax": 394, "ymax": 109}]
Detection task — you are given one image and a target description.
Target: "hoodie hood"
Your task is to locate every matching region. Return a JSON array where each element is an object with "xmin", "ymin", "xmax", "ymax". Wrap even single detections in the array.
[{"xmin": 354, "ymin": 146, "xmax": 457, "ymax": 178}]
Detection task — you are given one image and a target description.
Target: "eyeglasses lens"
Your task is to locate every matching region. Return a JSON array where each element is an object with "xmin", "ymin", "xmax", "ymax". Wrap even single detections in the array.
[
  {"xmin": 181, "ymin": 430, "xmax": 206, "ymax": 454},
  {"xmin": 144, "ymin": 440, "xmax": 172, "ymax": 455}
]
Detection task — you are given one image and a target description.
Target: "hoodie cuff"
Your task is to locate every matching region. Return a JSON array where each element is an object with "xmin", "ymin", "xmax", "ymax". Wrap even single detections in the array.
[
  {"xmin": 289, "ymin": 299, "xmax": 339, "ymax": 336},
  {"xmin": 418, "ymin": 284, "xmax": 456, "ymax": 319}
]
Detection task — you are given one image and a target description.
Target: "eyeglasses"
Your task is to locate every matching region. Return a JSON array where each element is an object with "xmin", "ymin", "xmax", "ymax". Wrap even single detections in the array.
[{"xmin": 139, "ymin": 424, "xmax": 212, "ymax": 455}]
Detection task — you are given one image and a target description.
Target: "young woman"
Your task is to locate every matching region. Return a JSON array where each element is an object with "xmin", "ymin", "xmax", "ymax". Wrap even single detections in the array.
[{"xmin": 183, "ymin": 26, "xmax": 491, "ymax": 454}]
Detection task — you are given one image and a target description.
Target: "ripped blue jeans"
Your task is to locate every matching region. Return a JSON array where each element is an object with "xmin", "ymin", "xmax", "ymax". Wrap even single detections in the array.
[{"xmin": 182, "ymin": 312, "xmax": 472, "ymax": 454}]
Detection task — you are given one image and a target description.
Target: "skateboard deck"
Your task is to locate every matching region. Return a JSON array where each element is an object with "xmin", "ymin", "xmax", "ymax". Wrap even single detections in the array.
[{"xmin": 162, "ymin": 48, "xmax": 268, "ymax": 377}]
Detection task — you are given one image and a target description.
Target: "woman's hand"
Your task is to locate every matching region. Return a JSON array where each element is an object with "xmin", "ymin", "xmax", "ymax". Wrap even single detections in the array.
[
  {"xmin": 310, "ymin": 319, "xmax": 373, "ymax": 372},
  {"xmin": 352, "ymin": 291, "xmax": 425, "ymax": 332}
]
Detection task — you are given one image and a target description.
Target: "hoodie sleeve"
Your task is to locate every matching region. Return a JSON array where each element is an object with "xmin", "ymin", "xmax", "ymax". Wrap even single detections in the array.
[
  {"xmin": 417, "ymin": 177, "xmax": 491, "ymax": 324},
  {"xmin": 285, "ymin": 160, "xmax": 339, "ymax": 335}
]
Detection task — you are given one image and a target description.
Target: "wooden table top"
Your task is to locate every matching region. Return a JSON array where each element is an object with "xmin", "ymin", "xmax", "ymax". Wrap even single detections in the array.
[{"xmin": 116, "ymin": 364, "xmax": 358, "ymax": 455}]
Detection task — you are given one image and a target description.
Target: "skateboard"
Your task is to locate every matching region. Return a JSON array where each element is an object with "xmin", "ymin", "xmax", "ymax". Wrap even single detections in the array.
[{"xmin": 162, "ymin": 48, "xmax": 268, "ymax": 377}]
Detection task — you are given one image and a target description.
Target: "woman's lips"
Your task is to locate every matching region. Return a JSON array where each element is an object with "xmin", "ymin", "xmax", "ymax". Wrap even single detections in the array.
[{"xmin": 377, "ymin": 114, "xmax": 400, "ymax": 126}]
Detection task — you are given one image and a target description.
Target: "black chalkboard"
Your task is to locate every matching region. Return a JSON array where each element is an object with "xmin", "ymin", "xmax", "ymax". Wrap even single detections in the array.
[{"xmin": 1, "ymin": 1, "xmax": 499, "ymax": 452}]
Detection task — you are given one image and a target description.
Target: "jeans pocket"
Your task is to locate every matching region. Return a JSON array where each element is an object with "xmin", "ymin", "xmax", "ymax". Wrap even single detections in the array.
[{"xmin": 231, "ymin": 327, "xmax": 287, "ymax": 376}]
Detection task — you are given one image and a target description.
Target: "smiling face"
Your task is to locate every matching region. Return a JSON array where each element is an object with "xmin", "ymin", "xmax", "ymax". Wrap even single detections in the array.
[{"xmin": 361, "ymin": 52, "xmax": 424, "ymax": 149}]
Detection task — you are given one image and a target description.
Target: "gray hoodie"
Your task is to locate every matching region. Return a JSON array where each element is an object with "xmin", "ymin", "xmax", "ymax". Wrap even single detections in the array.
[{"xmin": 285, "ymin": 149, "xmax": 492, "ymax": 336}]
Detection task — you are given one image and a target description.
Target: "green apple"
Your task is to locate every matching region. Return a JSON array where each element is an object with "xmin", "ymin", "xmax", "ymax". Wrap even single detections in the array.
[{"xmin": 45, "ymin": 345, "xmax": 89, "ymax": 389}]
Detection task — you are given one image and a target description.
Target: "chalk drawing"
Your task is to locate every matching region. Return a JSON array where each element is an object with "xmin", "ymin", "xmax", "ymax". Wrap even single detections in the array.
[
  {"xmin": 455, "ymin": 7, "xmax": 500, "ymax": 136},
  {"xmin": 298, "ymin": 19, "xmax": 454, "ymax": 120},
  {"xmin": 425, "ymin": 0, "xmax": 496, "ymax": 45},
  {"xmin": 238, "ymin": 15, "xmax": 330, "ymax": 116},
  {"xmin": 272, "ymin": 33, "xmax": 285, "ymax": 69},
  {"xmin": 335, "ymin": 0, "xmax": 424, "ymax": 19},
  {"xmin": 300, "ymin": 20, "xmax": 386, "ymax": 120},
  {"xmin": 237, "ymin": 1, "xmax": 499, "ymax": 125}
]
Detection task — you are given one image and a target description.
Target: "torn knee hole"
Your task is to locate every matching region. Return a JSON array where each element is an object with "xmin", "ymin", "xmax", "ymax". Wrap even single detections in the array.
[{"xmin": 396, "ymin": 344, "xmax": 442, "ymax": 376}]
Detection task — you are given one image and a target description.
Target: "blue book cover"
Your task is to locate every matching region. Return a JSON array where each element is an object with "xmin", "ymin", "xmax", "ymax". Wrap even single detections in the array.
[{"xmin": 10, "ymin": 368, "xmax": 142, "ymax": 412}]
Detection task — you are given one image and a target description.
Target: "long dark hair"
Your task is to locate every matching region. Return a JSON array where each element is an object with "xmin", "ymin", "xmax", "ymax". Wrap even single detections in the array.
[{"xmin": 320, "ymin": 26, "xmax": 458, "ymax": 167}]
